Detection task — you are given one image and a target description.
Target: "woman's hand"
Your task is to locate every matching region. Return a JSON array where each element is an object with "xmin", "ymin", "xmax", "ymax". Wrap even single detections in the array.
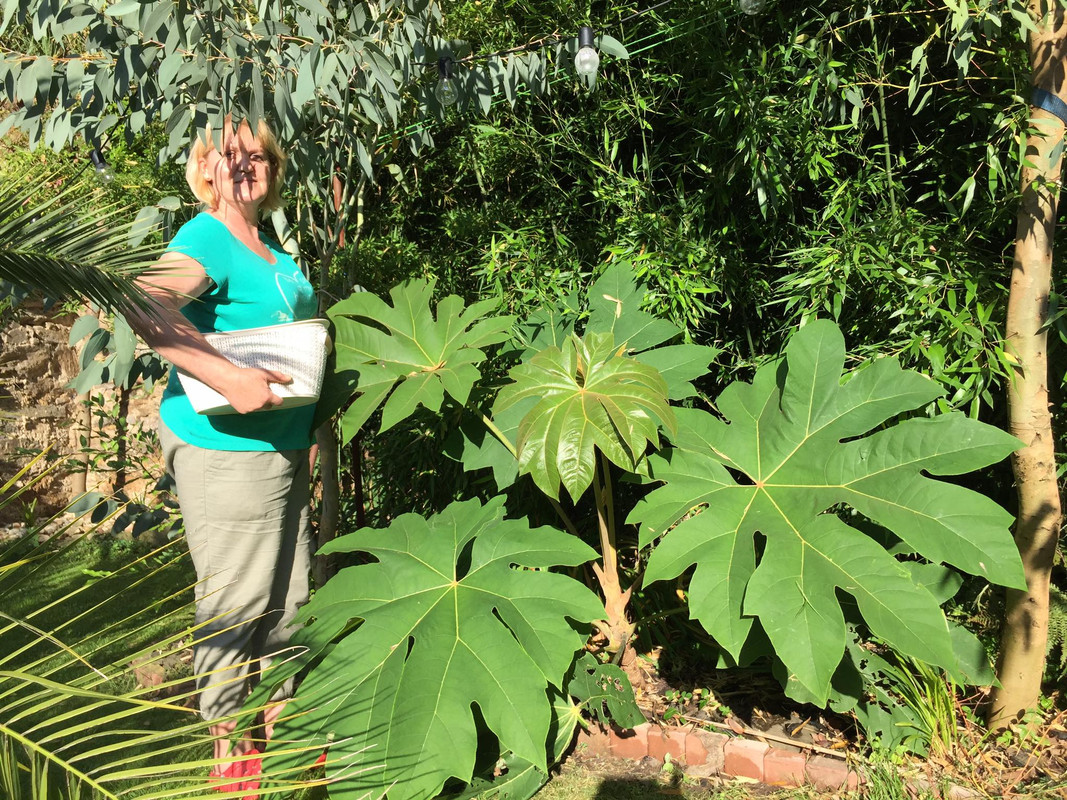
[{"xmin": 217, "ymin": 367, "xmax": 293, "ymax": 414}]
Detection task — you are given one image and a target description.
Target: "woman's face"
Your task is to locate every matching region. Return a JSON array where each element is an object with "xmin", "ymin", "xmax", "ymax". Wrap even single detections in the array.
[{"xmin": 201, "ymin": 122, "xmax": 274, "ymax": 212}]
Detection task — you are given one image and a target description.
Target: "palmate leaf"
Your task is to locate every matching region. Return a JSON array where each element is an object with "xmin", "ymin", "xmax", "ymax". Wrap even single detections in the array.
[
  {"xmin": 586, "ymin": 262, "xmax": 718, "ymax": 399},
  {"xmin": 443, "ymin": 690, "xmax": 580, "ymax": 800},
  {"xmin": 262, "ymin": 497, "xmax": 602, "ymax": 800},
  {"xmin": 496, "ymin": 331, "xmax": 676, "ymax": 502},
  {"xmin": 457, "ymin": 265, "xmax": 716, "ymax": 492},
  {"xmin": 316, "ymin": 279, "xmax": 515, "ymax": 441},
  {"xmin": 629, "ymin": 320, "xmax": 1024, "ymax": 705}
]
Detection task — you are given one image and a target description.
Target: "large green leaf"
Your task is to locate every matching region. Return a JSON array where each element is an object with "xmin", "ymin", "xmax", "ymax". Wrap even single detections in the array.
[
  {"xmin": 629, "ymin": 320, "xmax": 1023, "ymax": 705},
  {"xmin": 456, "ymin": 265, "xmax": 715, "ymax": 492},
  {"xmin": 586, "ymin": 262, "xmax": 678, "ymax": 352},
  {"xmin": 317, "ymin": 280, "xmax": 514, "ymax": 441},
  {"xmin": 261, "ymin": 497, "xmax": 602, "ymax": 800},
  {"xmin": 443, "ymin": 690, "xmax": 578, "ymax": 800},
  {"xmin": 496, "ymin": 331, "xmax": 676, "ymax": 502},
  {"xmin": 586, "ymin": 263, "xmax": 718, "ymax": 399}
]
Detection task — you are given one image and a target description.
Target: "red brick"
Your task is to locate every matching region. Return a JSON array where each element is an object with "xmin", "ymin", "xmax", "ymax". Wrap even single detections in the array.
[
  {"xmin": 685, "ymin": 732, "xmax": 728, "ymax": 777},
  {"xmin": 723, "ymin": 738, "xmax": 770, "ymax": 781},
  {"xmin": 574, "ymin": 724, "xmax": 611, "ymax": 757},
  {"xmin": 647, "ymin": 726, "xmax": 686, "ymax": 764},
  {"xmin": 684, "ymin": 733, "xmax": 707, "ymax": 766},
  {"xmin": 609, "ymin": 722, "xmax": 650, "ymax": 760},
  {"xmin": 763, "ymin": 749, "xmax": 807, "ymax": 787},
  {"xmin": 804, "ymin": 755, "xmax": 856, "ymax": 790},
  {"xmin": 847, "ymin": 769, "xmax": 861, "ymax": 791},
  {"xmin": 131, "ymin": 661, "xmax": 165, "ymax": 689}
]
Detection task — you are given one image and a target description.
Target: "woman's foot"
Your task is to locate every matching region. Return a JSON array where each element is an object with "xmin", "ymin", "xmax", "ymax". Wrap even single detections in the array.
[
  {"xmin": 210, "ymin": 747, "xmax": 261, "ymax": 799},
  {"xmin": 239, "ymin": 748, "xmax": 262, "ymax": 800},
  {"xmin": 209, "ymin": 759, "xmax": 243, "ymax": 793},
  {"xmin": 209, "ymin": 720, "xmax": 261, "ymax": 797}
]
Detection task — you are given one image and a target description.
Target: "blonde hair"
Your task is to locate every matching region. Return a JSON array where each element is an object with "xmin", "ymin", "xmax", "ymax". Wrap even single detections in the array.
[{"xmin": 185, "ymin": 116, "xmax": 287, "ymax": 213}]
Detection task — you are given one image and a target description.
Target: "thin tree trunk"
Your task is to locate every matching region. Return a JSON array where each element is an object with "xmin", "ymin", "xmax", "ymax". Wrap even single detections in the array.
[
  {"xmin": 312, "ymin": 422, "xmax": 339, "ymax": 586},
  {"xmin": 309, "ymin": 168, "xmax": 367, "ymax": 583},
  {"xmin": 591, "ymin": 452, "xmax": 637, "ymax": 680},
  {"xmin": 989, "ymin": 0, "xmax": 1066, "ymax": 729},
  {"xmin": 69, "ymin": 391, "xmax": 91, "ymax": 498},
  {"xmin": 114, "ymin": 386, "xmax": 128, "ymax": 492}
]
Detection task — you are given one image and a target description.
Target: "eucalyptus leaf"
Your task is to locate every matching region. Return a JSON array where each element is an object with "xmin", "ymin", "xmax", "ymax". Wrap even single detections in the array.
[
  {"xmin": 597, "ymin": 34, "xmax": 629, "ymax": 59},
  {"xmin": 128, "ymin": 205, "xmax": 161, "ymax": 247},
  {"xmin": 68, "ymin": 314, "xmax": 100, "ymax": 347}
]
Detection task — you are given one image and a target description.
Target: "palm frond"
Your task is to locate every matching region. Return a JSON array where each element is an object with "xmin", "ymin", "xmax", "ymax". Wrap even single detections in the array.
[
  {"xmin": 0, "ymin": 173, "xmax": 160, "ymax": 315},
  {"xmin": 0, "ymin": 478, "xmax": 332, "ymax": 800}
]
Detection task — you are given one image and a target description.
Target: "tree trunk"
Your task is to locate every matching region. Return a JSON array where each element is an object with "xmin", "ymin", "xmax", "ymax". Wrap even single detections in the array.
[
  {"xmin": 989, "ymin": 0, "xmax": 1066, "ymax": 729},
  {"xmin": 591, "ymin": 452, "xmax": 638, "ymax": 683},
  {"xmin": 69, "ymin": 391, "xmax": 91, "ymax": 498},
  {"xmin": 312, "ymin": 422, "xmax": 339, "ymax": 586},
  {"xmin": 114, "ymin": 386, "xmax": 129, "ymax": 492}
]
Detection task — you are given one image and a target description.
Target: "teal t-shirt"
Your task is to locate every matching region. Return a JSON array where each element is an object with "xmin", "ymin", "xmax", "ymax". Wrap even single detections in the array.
[{"xmin": 160, "ymin": 212, "xmax": 318, "ymax": 452}]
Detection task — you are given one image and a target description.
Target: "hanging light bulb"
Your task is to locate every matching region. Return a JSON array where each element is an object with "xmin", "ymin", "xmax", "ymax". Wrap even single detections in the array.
[
  {"xmin": 739, "ymin": 0, "xmax": 767, "ymax": 15},
  {"xmin": 574, "ymin": 26, "xmax": 600, "ymax": 78},
  {"xmin": 435, "ymin": 56, "xmax": 458, "ymax": 107},
  {"xmin": 89, "ymin": 148, "xmax": 115, "ymax": 186}
]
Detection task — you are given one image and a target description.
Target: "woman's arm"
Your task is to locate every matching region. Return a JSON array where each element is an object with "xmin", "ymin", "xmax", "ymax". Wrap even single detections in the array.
[{"xmin": 129, "ymin": 252, "xmax": 291, "ymax": 414}]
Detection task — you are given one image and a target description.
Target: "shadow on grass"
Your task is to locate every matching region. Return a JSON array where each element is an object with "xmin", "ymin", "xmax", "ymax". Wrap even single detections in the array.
[{"xmin": 592, "ymin": 777, "xmax": 682, "ymax": 799}]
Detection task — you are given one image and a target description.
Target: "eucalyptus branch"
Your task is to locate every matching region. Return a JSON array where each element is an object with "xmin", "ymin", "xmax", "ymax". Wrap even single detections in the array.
[
  {"xmin": 322, "ymin": 139, "xmax": 358, "ymax": 275},
  {"xmin": 324, "ymin": 78, "xmax": 358, "ymax": 264}
]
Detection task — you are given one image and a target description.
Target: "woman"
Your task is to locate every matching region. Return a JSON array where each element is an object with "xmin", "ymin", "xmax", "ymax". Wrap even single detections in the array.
[{"xmin": 131, "ymin": 117, "xmax": 316, "ymax": 792}]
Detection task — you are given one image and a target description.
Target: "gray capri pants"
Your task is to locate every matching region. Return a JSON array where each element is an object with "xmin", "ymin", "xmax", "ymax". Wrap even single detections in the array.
[{"xmin": 160, "ymin": 421, "xmax": 312, "ymax": 721}]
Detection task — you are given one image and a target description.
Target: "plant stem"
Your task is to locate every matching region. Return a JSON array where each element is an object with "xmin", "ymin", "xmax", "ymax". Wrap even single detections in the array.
[
  {"xmin": 597, "ymin": 450, "xmax": 618, "ymax": 581},
  {"xmin": 591, "ymin": 450, "xmax": 634, "ymax": 661},
  {"xmin": 871, "ymin": 27, "xmax": 897, "ymax": 217},
  {"xmin": 480, "ymin": 413, "xmax": 516, "ymax": 458}
]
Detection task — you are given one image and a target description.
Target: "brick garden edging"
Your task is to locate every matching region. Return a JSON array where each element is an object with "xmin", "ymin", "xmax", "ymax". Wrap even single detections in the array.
[
  {"xmin": 575, "ymin": 723, "xmax": 986, "ymax": 797},
  {"xmin": 576, "ymin": 722, "xmax": 863, "ymax": 791}
]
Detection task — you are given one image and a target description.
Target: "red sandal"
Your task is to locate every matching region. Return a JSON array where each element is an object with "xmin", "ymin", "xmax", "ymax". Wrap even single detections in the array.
[
  {"xmin": 239, "ymin": 747, "xmax": 262, "ymax": 800},
  {"xmin": 210, "ymin": 760, "xmax": 244, "ymax": 794},
  {"xmin": 211, "ymin": 748, "xmax": 262, "ymax": 800}
]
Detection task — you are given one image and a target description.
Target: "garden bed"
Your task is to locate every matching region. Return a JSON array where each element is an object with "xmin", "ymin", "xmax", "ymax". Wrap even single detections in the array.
[{"xmin": 565, "ymin": 653, "xmax": 1067, "ymax": 799}]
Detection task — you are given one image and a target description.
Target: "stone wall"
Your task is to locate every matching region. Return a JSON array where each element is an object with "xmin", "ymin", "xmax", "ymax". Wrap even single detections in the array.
[{"xmin": 0, "ymin": 301, "xmax": 162, "ymax": 525}]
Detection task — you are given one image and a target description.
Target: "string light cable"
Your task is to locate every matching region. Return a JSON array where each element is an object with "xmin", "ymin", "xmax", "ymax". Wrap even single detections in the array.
[
  {"xmin": 416, "ymin": 0, "xmax": 683, "ymax": 81},
  {"xmin": 384, "ymin": 1, "xmax": 750, "ymax": 147}
]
